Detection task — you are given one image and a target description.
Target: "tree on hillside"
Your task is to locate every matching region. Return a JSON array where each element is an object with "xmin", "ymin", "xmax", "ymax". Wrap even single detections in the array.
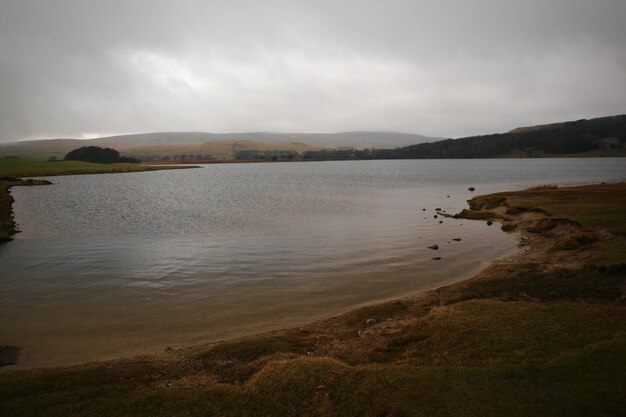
[{"xmin": 64, "ymin": 146, "xmax": 140, "ymax": 163}]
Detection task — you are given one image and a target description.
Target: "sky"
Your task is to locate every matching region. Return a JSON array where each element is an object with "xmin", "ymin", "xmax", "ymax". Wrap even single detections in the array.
[{"xmin": 0, "ymin": 0, "xmax": 625, "ymax": 142}]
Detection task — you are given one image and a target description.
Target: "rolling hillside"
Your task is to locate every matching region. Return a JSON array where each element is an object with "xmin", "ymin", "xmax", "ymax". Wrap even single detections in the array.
[
  {"xmin": 0, "ymin": 132, "xmax": 439, "ymax": 161},
  {"xmin": 396, "ymin": 114, "xmax": 626, "ymax": 158}
]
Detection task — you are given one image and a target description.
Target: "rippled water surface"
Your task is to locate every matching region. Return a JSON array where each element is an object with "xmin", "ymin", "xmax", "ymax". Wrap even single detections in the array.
[{"xmin": 1, "ymin": 158, "xmax": 625, "ymax": 367}]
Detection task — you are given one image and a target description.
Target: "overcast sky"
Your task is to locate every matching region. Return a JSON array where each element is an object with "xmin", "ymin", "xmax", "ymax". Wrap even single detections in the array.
[{"xmin": 1, "ymin": 0, "xmax": 625, "ymax": 142}]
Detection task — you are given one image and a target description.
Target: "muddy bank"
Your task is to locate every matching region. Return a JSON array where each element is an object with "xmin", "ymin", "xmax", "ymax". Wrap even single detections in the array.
[{"xmin": 0, "ymin": 178, "xmax": 51, "ymax": 242}]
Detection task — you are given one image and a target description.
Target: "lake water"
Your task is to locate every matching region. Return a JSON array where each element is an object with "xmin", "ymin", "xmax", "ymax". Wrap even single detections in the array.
[{"xmin": 1, "ymin": 158, "xmax": 625, "ymax": 368}]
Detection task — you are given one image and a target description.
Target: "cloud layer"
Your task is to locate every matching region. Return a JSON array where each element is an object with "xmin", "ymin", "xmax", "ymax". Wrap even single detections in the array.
[{"xmin": 1, "ymin": 0, "xmax": 625, "ymax": 141}]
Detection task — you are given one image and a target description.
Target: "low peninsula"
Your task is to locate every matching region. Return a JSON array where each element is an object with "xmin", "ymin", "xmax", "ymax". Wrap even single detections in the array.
[{"xmin": 0, "ymin": 159, "xmax": 198, "ymax": 242}]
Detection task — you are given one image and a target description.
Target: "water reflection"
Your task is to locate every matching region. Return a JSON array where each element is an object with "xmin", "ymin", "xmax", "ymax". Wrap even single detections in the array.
[{"xmin": 1, "ymin": 158, "xmax": 625, "ymax": 368}]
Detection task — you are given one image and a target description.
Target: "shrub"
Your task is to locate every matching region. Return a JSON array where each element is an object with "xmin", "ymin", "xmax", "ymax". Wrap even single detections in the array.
[{"xmin": 64, "ymin": 146, "xmax": 140, "ymax": 163}]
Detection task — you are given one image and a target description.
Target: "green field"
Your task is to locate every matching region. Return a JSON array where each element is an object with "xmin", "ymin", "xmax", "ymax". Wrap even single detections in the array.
[{"xmin": 0, "ymin": 159, "xmax": 198, "ymax": 178}]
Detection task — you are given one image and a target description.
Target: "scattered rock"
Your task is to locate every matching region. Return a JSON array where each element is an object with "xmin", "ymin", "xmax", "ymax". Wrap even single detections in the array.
[
  {"xmin": 452, "ymin": 238, "xmax": 461, "ymax": 241},
  {"xmin": 365, "ymin": 318, "xmax": 376, "ymax": 325},
  {"xmin": 164, "ymin": 346, "xmax": 174, "ymax": 353},
  {"xmin": 422, "ymin": 208, "xmax": 426, "ymax": 211},
  {"xmin": 435, "ymin": 207, "xmax": 442, "ymax": 211},
  {"xmin": 436, "ymin": 211, "xmax": 456, "ymax": 218},
  {"xmin": 501, "ymin": 223, "xmax": 517, "ymax": 232},
  {"xmin": 428, "ymin": 245, "xmax": 439, "ymax": 250},
  {"xmin": 316, "ymin": 385, "xmax": 326, "ymax": 390},
  {"xmin": 391, "ymin": 300, "xmax": 402, "ymax": 305},
  {"xmin": 447, "ymin": 195, "xmax": 450, "ymax": 198},
  {"xmin": 434, "ymin": 215, "xmax": 438, "ymax": 219},
  {"xmin": 468, "ymin": 187, "xmax": 476, "ymax": 192},
  {"xmin": 487, "ymin": 221, "xmax": 493, "ymax": 226},
  {"xmin": 432, "ymin": 257, "xmax": 442, "ymax": 260},
  {"xmin": 299, "ymin": 327, "xmax": 310, "ymax": 333},
  {"xmin": 438, "ymin": 220, "xmax": 443, "ymax": 224}
]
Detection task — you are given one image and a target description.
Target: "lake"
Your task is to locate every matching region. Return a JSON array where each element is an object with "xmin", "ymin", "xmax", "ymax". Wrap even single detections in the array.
[{"xmin": 1, "ymin": 158, "xmax": 625, "ymax": 368}]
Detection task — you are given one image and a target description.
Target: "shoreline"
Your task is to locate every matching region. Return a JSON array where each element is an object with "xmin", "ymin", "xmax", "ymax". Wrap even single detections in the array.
[
  {"xmin": 1, "ymin": 221, "xmax": 520, "ymax": 370},
  {"xmin": 1, "ymin": 182, "xmax": 625, "ymax": 416},
  {"xmin": 0, "ymin": 178, "xmax": 52, "ymax": 242},
  {"xmin": 3, "ymin": 183, "xmax": 623, "ymax": 360},
  {"xmin": 4, "ymin": 249, "xmax": 516, "ymax": 372}
]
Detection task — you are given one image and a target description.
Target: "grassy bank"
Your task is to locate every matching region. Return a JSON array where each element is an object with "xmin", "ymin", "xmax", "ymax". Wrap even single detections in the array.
[
  {"xmin": 1, "ymin": 183, "xmax": 625, "ymax": 416},
  {"xmin": 0, "ymin": 159, "xmax": 199, "ymax": 178}
]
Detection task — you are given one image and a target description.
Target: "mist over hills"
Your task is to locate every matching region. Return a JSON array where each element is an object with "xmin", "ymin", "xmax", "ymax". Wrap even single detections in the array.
[
  {"xmin": 1, "ymin": 115, "xmax": 624, "ymax": 161},
  {"xmin": 0, "ymin": 131, "xmax": 439, "ymax": 160}
]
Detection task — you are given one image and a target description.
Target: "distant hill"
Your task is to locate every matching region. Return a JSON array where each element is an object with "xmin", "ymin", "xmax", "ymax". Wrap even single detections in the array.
[
  {"xmin": 393, "ymin": 115, "xmax": 626, "ymax": 159},
  {"xmin": 3, "ymin": 116, "xmax": 624, "ymax": 161},
  {"xmin": 0, "ymin": 131, "xmax": 438, "ymax": 161}
]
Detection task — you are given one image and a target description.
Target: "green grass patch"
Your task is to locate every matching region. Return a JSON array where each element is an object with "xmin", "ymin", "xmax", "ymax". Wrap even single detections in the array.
[
  {"xmin": 505, "ymin": 183, "xmax": 626, "ymax": 233},
  {"xmin": 590, "ymin": 242, "xmax": 626, "ymax": 266},
  {"xmin": 379, "ymin": 300, "xmax": 625, "ymax": 365},
  {"xmin": 0, "ymin": 159, "xmax": 198, "ymax": 178}
]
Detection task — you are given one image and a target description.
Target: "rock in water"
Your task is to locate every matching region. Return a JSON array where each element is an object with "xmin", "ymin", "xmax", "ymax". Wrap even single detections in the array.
[
  {"xmin": 428, "ymin": 245, "xmax": 439, "ymax": 250},
  {"xmin": 453, "ymin": 238, "xmax": 462, "ymax": 241},
  {"xmin": 468, "ymin": 187, "xmax": 476, "ymax": 192},
  {"xmin": 487, "ymin": 221, "xmax": 493, "ymax": 226},
  {"xmin": 432, "ymin": 257, "xmax": 442, "ymax": 260}
]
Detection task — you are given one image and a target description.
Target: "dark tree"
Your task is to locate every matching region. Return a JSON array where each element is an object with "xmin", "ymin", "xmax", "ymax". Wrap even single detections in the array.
[{"xmin": 64, "ymin": 146, "xmax": 139, "ymax": 163}]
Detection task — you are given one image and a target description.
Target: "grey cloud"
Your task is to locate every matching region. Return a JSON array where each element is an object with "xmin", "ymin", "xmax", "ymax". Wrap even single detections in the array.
[{"xmin": 0, "ymin": 0, "xmax": 625, "ymax": 141}]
